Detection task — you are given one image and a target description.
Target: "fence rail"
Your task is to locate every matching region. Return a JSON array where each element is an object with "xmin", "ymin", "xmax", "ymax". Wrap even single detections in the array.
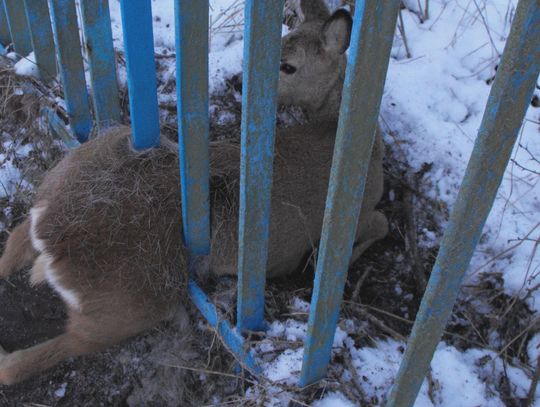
[{"xmin": 1, "ymin": 0, "xmax": 538, "ymax": 405}]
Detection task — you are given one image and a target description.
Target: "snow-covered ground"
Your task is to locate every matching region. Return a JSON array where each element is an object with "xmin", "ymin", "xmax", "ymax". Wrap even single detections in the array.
[{"xmin": 5, "ymin": 0, "xmax": 540, "ymax": 405}]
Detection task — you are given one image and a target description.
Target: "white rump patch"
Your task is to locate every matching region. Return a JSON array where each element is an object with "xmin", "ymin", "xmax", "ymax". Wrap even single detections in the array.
[
  {"xmin": 29, "ymin": 205, "xmax": 48, "ymax": 253},
  {"xmin": 30, "ymin": 204, "xmax": 82, "ymax": 310}
]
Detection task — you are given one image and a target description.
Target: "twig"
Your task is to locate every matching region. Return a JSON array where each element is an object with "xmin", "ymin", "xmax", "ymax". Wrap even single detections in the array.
[
  {"xmin": 351, "ymin": 267, "xmax": 372, "ymax": 302},
  {"xmin": 397, "ymin": 9, "xmax": 412, "ymax": 59},
  {"xmin": 527, "ymin": 356, "xmax": 540, "ymax": 406},
  {"xmin": 347, "ymin": 302, "xmax": 407, "ymax": 341},
  {"xmin": 416, "ymin": 0, "xmax": 425, "ymax": 22},
  {"xmin": 160, "ymin": 362, "xmax": 258, "ymax": 385},
  {"xmin": 344, "ymin": 346, "xmax": 367, "ymax": 401},
  {"xmin": 510, "ymin": 158, "xmax": 540, "ymax": 175},
  {"xmin": 403, "ymin": 174, "xmax": 427, "ymax": 295},
  {"xmin": 494, "ymin": 316, "xmax": 540, "ymax": 360}
]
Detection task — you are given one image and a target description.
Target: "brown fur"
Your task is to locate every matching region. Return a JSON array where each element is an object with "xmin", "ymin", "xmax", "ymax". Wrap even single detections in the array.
[{"xmin": 0, "ymin": 2, "xmax": 387, "ymax": 385}]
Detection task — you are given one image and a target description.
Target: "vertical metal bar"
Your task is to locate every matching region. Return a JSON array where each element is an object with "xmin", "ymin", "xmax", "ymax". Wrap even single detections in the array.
[
  {"xmin": 23, "ymin": 0, "xmax": 57, "ymax": 82},
  {"xmin": 299, "ymin": 0, "xmax": 401, "ymax": 386},
  {"xmin": 174, "ymin": 0, "xmax": 210, "ymax": 256},
  {"xmin": 3, "ymin": 0, "xmax": 32, "ymax": 56},
  {"xmin": 80, "ymin": 0, "xmax": 121, "ymax": 129},
  {"xmin": 386, "ymin": 1, "xmax": 540, "ymax": 406},
  {"xmin": 0, "ymin": 2, "xmax": 11, "ymax": 46},
  {"xmin": 119, "ymin": 0, "xmax": 160, "ymax": 149},
  {"xmin": 236, "ymin": 0, "xmax": 284, "ymax": 332},
  {"xmin": 49, "ymin": 0, "xmax": 92, "ymax": 143}
]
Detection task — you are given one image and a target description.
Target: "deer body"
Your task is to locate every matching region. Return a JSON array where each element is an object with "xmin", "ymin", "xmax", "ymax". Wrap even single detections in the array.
[{"xmin": 0, "ymin": 0, "xmax": 388, "ymax": 384}]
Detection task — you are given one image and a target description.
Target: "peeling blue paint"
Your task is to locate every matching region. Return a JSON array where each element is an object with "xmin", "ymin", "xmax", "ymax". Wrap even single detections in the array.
[
  {"xmin": 23, "ymin": 0, "xmax": 56, "ymax": 83},
  {"xmin": 3, "ymin": 0, "xmax": 32, "ymax": 56},
  {"xmin": 236, "ymin": 0, "xmax": 284, "ymax": 333},
  {"xmin": 175, "ymin": 0, "xmax": 210, "ymax": 257},
  {"xmin": 119, "ymin": 0, "xmax": 160, "ymax": 149},
  {"xmin": 49, "ymin": 0, "xmax": 92, "ymax": 143},
  {"xmin": 0, "ymin": 2, "xmax": 11, "ymax": 46},
  {"xmin": 80, "ymin": 0, "xmax": 121, "ymax": 130},
  {"xmin": 299, "ymin": 0, "xmax": 401, "ymax": 387}
]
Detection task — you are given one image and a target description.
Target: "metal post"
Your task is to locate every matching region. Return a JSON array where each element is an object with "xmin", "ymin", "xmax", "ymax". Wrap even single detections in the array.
[
  {"xmin": 175, "ymin": 0, "xmax": 210, "ymax": 257},
  {"xmin": 119, "ymin": 0, "xmax": 160, "ymax": 149},
  {"xmin": 386, "ymin": 0, "xmax": 540, "ymax": 405},
  {"xmin": 0, "ymin": 2, "xmax": 11, "ymax": 46},
  {"xmin": 49, "ymin": 0, "xmax": 92, "ymax": 143},
  {"xmin": 3, "ymin": 0, "xmax": 32, "ymax": 56},
  {"xmin": 236, "ymin": 0, "xmax": 284, "ymax": 332},
  {"xmin": 80, "ymin": 0, "xmax": 121, "ymax": 129},
  {"xmin": 23, "ymin": 0, "xmax": 57, "ymax": 82},
  {"xmin": 299, "ymin": 0, "xmax": 401, "ymax": 386}
]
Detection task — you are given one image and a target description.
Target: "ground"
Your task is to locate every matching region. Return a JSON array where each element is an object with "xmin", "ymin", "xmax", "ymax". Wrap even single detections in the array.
[{"xmin": 1, "ymin": 0, "xmax": 540, "ymax": 406}]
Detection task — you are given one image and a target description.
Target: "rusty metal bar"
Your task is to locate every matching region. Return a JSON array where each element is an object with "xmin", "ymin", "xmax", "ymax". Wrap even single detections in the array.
[
  {"xmin": 80, "ymin": 0, "xmax": 121, "ymax": 129},
  {"xmin": 119, "ymin": 0, "xmax": 160, "ymax": 149},
  {"xmin": 386, "ymin": 0, "xmax": 540, "ymax": 405},
  {"xmin": 23, "ymin": 0, "xmax": 57, "ymax": 82},
  {"xmin": 175, "ymin": 0, "xmax": 210, "ymax": 257},
  {"xmin": 236, "ymin": 0, "xmax": 284, "ymax": 332},
  {"xmin": 3, "ymin": 0, "xmax": 32, "ymax": 56},
  {"xmin": 49, "ymin": 0, "xmax": 92, "ymax": 142},
  {"xmin": 299, "ymin": 0, "xmax": 401, "ymax": 386}
]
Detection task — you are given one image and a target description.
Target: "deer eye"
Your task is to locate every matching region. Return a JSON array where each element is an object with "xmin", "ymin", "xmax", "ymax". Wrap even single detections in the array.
[{"xmin": 280, "ymin": 63, "xmax": 297, "ymax": 75}]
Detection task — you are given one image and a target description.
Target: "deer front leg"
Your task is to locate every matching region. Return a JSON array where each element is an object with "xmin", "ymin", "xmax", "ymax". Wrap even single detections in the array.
[{"xmin": 349, "ymin": 211, "xmax": 388, "ymax": 266}]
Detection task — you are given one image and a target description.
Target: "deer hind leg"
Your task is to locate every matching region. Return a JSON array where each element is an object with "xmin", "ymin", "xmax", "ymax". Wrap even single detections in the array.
[
  {"xmin": 0, "ymin": 287, "xmax": 178, "ymax": 385},
  {"xmin": 0, "ymin": 219, "xmax": 38, "ymax": 279},
  {"xmin": 349, "ymin": 211, "xmax": 388, "ymax": 266},
  {"xmin": 0, "ymin": 332, "xmax": 82, "ymax": 385},
  {"xmin": 0, "ymin": 307, "xmax": 148, "ymax": 385}
]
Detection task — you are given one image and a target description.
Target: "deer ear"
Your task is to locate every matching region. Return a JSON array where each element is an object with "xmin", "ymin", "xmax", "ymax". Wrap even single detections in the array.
[
  {"xmin": 321, "ymin": 9, "xmax": 353, "ymax": 55},
  {"xmin": 300, "ymin": 0, "xmax": 330, "ymax": 22}
]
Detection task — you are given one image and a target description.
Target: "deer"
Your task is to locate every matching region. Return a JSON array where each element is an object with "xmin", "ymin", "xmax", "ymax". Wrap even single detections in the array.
[{"xmin": 0, "ymin": 0, "xmax": 388, "ymax": 385}]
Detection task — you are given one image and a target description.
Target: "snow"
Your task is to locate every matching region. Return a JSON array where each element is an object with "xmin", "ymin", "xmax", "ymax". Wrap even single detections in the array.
[
  {"xmin": 383, "ymin": 0, "xmax": 540, "ymax": 311},
  {"xmin": 528, "ymin": 333, "xmax": 540, "ymax": 363},
  {"xmin": 14, "ymin": 52, "xmax": 39, "ymax": 78},
  {"xmin": 312, "ymin": 392, "xmax": 357, "ymax": 407},
  {"xmin": 53, "ymin": 382, "xmax": 67, "ymax": 398},
  {"xmin": 253, "ymin": 317, "xmax": 540, "ymax": 406},
  {"xmin": 0, "ymin": 140, "xmax": 31, "ymax": 199}
]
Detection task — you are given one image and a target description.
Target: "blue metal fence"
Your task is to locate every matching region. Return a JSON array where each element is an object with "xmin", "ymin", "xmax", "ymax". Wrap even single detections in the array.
[{"xmin": 1, "ymin": 0, "xmax": 538, "ymax": 405}]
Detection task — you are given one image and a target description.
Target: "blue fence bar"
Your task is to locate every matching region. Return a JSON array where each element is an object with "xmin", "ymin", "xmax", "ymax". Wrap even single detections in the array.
[
  {"xmin": 0, "ymin": 3, "xmax": 10, "ymax": 46},
  {"xmin": 236, "ymin": 0, "xmax": 284, "ymax": 333},
  {"xmin": 188, "ymin": 281, "xmax": 262, "ymax": 375},
  {"xmin": 299, "ymin": 0, "xmax": 401, "ymax": 386},
  {"xmin": 23, "ymin": 0, "xmax": 57, "ymax": 83},
  {"xmin": 386, "ymin": 1, "xmax": 540, "ymax": 405},
  {"xmin": 119, "ymin": 0, "xmax": 160, "ymax": 149},
  {"xmin": 175, "ymin": 0, "xmax": 210, "ymax": 257},
  {"xmin": 49, "ymin": 0, "xmax": 92, "ymax": 143},
  {"xmin": 45, "ymin": 108, "xmax": 81, "ymax": 150},
  {"xmin": 80, "ymin": 0, "xmax": 121, "ymax": 129},
  {"xmin": 3, "ymin": 0, "xmax": 32, "ymax": 56}
]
